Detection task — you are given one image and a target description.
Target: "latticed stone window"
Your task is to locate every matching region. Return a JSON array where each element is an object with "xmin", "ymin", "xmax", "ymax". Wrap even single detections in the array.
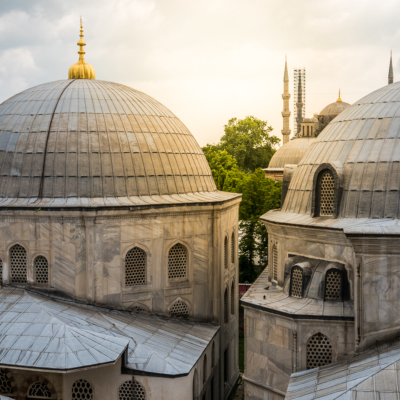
[
  {"xmin": 325, "ymin": 269, "xmax": 342, "ymax": 300},
  {"xmin": 291, "ymin": 267, "xmax": 303, "ymax": 298},
  {"xmin": 119, "ymin": 380, "xmax": 146, "ymax": 400},
  {"xmin": 272, "ymin": 245, "xmax": 278, "ymax": 281},
  {"xmin": 193, "ymin": 369, "xmax": 198, "ymax": 400},
  {"xmin": 231, "ymin": 281, "xmax": 235, "ymax": 315},
  {"xmin": 125, "ymin": 247, "xmax": 146, "ymax": 286},
  {"xmin": 306, "ymin": 332, "xmax": 333, "ymax": 369},
  {"xmin": 28, "ymin": 382, "xmax": 51, "ymax": 398},
  {"xmin": 319, "ymin": 170, "xmax": 334, "ymax": 216},
  {"xmin": 35, "ymin": 256, "xmax": 49, "ymax": 284},
  {"xmin": 10, "ymin": 244, "xmax": 27, "ymax": 284},
  {"xmin": 72, "ymin": 379, "xmax": 93, "ymax": 400},
  {"xmin": 224, "ymin": 236, "xmax": 228, "ymax": 269},
  {"xmin": 203, "ymin": 354, "xmax": 207, "ymax": 384},
  {"xmin": 168, "ymin": 243, "xmax": 187, "ymax": 279},
  {"xmin": 224, "ymin": 288, "xmax": 228, "ymax": 323},
  {"xmin": 231, "ymin": 233, "xmax": 235, "ymax": 264},
  {"xmin": 170, "ymin": 300, "xmax": 189, "ymax": 318},
  {"xmin": 0, "ymin": 370, "xmax": 12, "ymax": 395}
]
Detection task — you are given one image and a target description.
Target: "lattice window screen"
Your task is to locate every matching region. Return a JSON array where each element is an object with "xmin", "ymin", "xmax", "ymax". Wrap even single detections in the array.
[
  {"xmin": 119, "ymin": 380, "xmax": 146, "ymax": 400},
  {"xmin": 168, "ymin": 243, "xmax": 187, "ymax": 279},
  {"xmin": 325, "ymin": 270, "xmax": 342, "ymax": 300},
  {"xmin": 10, "ymin": 244, "xmax": 27, "ymax": 284},
  {"xmin": 125, "ymin": 247, "xmax": 146, "ymax": 286},
  {"xmin": 306, "ymin": 333, "xmax": 333, "ymax": 369},
  {"xmin": 0, "ymin": 370, "xmax": 12, "ymax": 394},
  {"xmin": 291, "ymin": 267, "xmax": 303, "ymax": 298},
  {"xmin": 230, "ymin": 282, "xmax": 235, "ymax": 314},
  {"xmin": 193, "ymin": 370, "xmax": 198, "ymax": 400},
  {"xmin": 170, "ymin": 300, "xmax": 189, "ymax": 318},
  {"xmin": 272, "ymin": 245, "xmax": 278, "ymax": 281},
  {"xmin": 28, "ymin": 382, "xmax": 51, "ymax": 398},
  {"xmin": 319, "ymin": 171, "xmax": 334, "ymax": 216},
  {"xmin": 35, "ymin": 256, "xmax": 48, "ymax": 284},
  {"xmin": 224, "ymin": 236, "xmax": 228, "ymax": 269},
  {"xmin": 203, "ymin": 355, "xmax": 207, "ymax": 384},
  {"xmin": 72, "ymin": 379, "xmax": 93, "ymax": 400},
  {"xmin": 231, "ymin": 233, "xmax": 235, "ymax": 264},
  {"xmin": 224, "ymin": 288, "xmax": 228, "ymax": 323}
]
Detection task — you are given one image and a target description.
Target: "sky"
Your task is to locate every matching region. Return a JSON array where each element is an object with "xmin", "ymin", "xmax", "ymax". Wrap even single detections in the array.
[{"xmin": 0, "ymin": 0, "xmax": 398, "ymax": 148}]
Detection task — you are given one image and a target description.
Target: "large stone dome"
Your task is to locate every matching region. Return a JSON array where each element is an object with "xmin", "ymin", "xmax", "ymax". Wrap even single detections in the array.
[
  {"xmin": 282, "ymin": 82, "xmax": 400, "ymax": 219},
  {"xmin": 0, "ymin": 79, "xmax": 229, "ymax": 208},
  {"xmin": 319, "ymin": 100, "xmax": 351, "ymax": 116}
]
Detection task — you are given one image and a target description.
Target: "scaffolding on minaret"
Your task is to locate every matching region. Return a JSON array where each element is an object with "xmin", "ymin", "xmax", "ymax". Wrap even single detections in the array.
[
  {"xmin": 293, "ymin": 68, "xmax": 306, "ymax": 135},
  {"xmin": 281, "ymin": 55, "xmax": 291, "ymax": 145}
]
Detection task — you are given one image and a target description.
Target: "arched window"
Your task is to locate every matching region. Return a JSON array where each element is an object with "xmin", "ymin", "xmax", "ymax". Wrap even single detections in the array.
[
  {"xmin": 224, "ymin": 236, "xmax": 228, "ymax": 269},
  {"xmin": 307, "ymin": 126, "xmax": 309, "ymax": 135},
  {"xmin": 193, "ymin": 369, "xmax": 198, "ymax": 400},
  {"xmin": 35, "ymin": 256, "xmax": 48, "ymax": 284},
  {"xmin": 231, "ymin": 232, "xmax": 235, "ymax": 264},
  {"xmin": 203, "ymin": 355, "xmax": 207, "ymax": 384},
  {"xmin": 211, "ymin": 342, "xmax": 215, "ymax": 368},
  {"xmin": 125, "ymin": 247, "xmax": 146, "ymax": 286},
  {"xmin": 10, "ymin": 244, "xmax": 27, "ymax": 284},
  {"xmin": 311, "ymin": 126, "xmax": 313, "ymax": 136},
  {"xmin": 170, "ymin": 300, "xmax": 189, "ymax": 318},
  {"xmin": 0, "ymin": 370, "xmax": 12, "ymax": 395},
  {"xmin": 302, "ymin": 126, "xmax": 305, "ymax": 136},
  {"xmin": 224, "ymin": 288, "xmax": 228, "ymax": 323},
  {"xmin": 290, "ymin": 266, "xmax": 303, "ymax": 298},
  {"xmin": 325, "ymin": 269, "xmax": 342, "ymax": 300},
  {"xmin": 272, "ymin": 244, "xmax": 278, "ymax": 281},
  {"xmin": 27, "ymin": 382, "xmax": 51, "ymax": 398},
  {"xmin": 168, "ymin": 243, "xmax": 187, "ymax": 279},
  {"xmin": 230, "ymin": 280, "xmax": 235, "ymax": 315},
  {"xmin": 118, "ymin": 380, "xmax": 146, "ymax": 400},
  {"xmin": 306, "ymin": 333, "xmax": 333, "ymax": 369},
  {"xmin": 72, "ymin": 379, "xmax": 93, "ymax": 400},
  {"xmin": 317, "ymin": 170, "xmax": 335, "ymax": 216}
]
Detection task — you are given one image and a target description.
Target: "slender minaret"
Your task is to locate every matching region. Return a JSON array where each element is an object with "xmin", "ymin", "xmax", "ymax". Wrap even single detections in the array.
[
  {"xmin": 296, "ymin": 72, "xmax": 304, "ymax": 135},
  {"xmin": 281, "ymin": 56, "xmax": 291, "ymax": 145},
  {"xmin": 389, "ymin": 50, "xmax": 394, "ymax": 85}
]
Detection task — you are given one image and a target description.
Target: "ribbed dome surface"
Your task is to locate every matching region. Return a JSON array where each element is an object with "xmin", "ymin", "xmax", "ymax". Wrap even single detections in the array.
[
  {"xmin": 268, "ymin": 138, "xmax": 316, "ymax": 169},
  {"xmin": 0, "ymin": 79, "xmax": 225, "ymax": 208},
  {"xmin": 283, "ymin": 82, "xmax": 400, "ymax": 219},
  {"xmin": 319, "ymin": 101, "xmax": 351, "ymax": 116}
]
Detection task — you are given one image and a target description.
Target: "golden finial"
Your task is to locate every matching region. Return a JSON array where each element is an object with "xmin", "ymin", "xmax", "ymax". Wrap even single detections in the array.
[
  {"xmin": 68, "ymin": 18, "xmax": 95, "ymax": 79},
  {"xmin": 337, "ymin": 89, "xmax": 342, "ymax": 102}
]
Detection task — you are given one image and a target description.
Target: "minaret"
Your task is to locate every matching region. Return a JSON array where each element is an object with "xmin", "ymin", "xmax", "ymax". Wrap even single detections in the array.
[
  {"xmin": 388, "ymin": 50, "xmax": 394, "ymax": 85},
  {"xmin": 281, "ymin": 56, "xmax": 291, "ymax": 145},
  {"xmin": 296, "ymin": 72, "xmax": 303, "ymax": 135}
]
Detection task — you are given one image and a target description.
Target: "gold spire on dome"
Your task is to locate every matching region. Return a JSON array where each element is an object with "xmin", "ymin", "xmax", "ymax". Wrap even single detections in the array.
[
  {"xmin": 337, "ymin": 89, "xmax": 342, "ymax": 102},
  {"xmin": 68, "ymin": 18, "xmax": 96, "ymax": 79}
]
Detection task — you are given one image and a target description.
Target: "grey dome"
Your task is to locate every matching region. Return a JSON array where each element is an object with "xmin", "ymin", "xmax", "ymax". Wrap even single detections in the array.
[
  {"xmin": 268, "ymin": 137, "xmax": 316, "ymax": 169},
  {"xmin": 0, "ymin": 79, "xmax": 234, "ymax": 208},
  {"xmin": 319, "ymin": 100, "xmax": 351, "ymax": 116},
  {"xmin": 283, "ymin": 82, "xmax": 400, "ymax": 219}
]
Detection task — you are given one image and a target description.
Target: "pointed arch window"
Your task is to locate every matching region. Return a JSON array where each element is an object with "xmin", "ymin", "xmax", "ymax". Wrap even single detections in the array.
[
  {"xmin": 224, "ymin": 287, "xmax": 229, "ymax": 323},
  {"xmin": 168, "ymin": 243, "xmax": 187, "ymax": 279},
  {"xmin": 290, "ymin": 266, "xmax": 303, "ymax": 298},
  {"xmin": 211, "ymin": 342, "xmax": 215, "ymax": 368},
  {"xmin": 10, "ymin": 244, "xmax": 27, "ymax": 284},
  {"xmin": 72, "ymin": 379, "xmax": 93, "ymax": 400},
  {"xmin": 231, "ymin": 280, "xmax": 235, "ymax": 315},
  {"xmin": 203, "ymin": 355, "xmax": 207, "ymax": 384},
  {"xmin": 317, "ymin": 170, "xmax": 335, "ymax": 216},
  {"xmin": 118, "ymin": 380, "xmax": 146, "ymax": 400},
  {"xmin": 224, "ymin": 236, "xmax": 228, "ymax": 269},
  {"xmin": 306, "ymin": 333, "xmax": 333, "ymax": 369},
  {"xmin": 35, "ymin": 256, "xmax": 48, "ymax": 284},
  {"xmin": 125, "ymin": 247, "xmax": 146, "ymax": 286},
  {"xmin": 170, "ymin": 299, "xmax": 189, "ymax": 318},
  {"xmin": 27, "ymin": 382, "xmax": 51, "ymax": 398},
  {"xmin": 325, "ymin": 269, "xmax": 342, "ymax": 300},
  {"xmin": 272, "ymin": 244, "xmax": 278, "ymax": 281},
  {"xmin": 231, "ymin": 232, "xmax": 235, "ymax": 264}
]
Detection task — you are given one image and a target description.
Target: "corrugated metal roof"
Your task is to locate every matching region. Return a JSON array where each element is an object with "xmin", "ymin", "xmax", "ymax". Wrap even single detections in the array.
[{"xmin": 0, "ymin": 288, "xmax": 218, "ymax": 374}]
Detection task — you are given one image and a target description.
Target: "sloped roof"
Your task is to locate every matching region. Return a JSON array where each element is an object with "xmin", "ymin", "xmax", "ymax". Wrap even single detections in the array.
[
  {"xmin": 286, "ymin": 340, "xmax": 400, "ymax": 400},
  {"xmin": 0, "ymin": 287, "xmax": 218, "ymax": 375}
]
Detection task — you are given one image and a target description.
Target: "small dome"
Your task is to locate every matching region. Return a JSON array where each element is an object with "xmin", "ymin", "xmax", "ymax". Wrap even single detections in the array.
[
  {"xmin": 283, "ymin": 82, "xmax": 400, "ymax": 219},
  {"xmin": 268, "ymin": 138, "xmax": 316, "ymax": 169},
  {"xmin": 319, "ymin": 100, "xmax": 351, "ymax": 117}
]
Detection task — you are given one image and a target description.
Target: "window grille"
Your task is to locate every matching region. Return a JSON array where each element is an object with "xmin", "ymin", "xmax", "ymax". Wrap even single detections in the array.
[
  {"xmin": 193, "ymin": 369, "xmax": 198, "ymax": 400},
  {"xmin": 119, "ymin": 380, "xmax": 146, "ymax": 400},
  {"xmin": 72, "ymin": 379, "xmax": 93, "ymax": 400},
  {"xmin": 291, "ymin": 267, "xmax": 303, "ymax": 298},
  {"xmin": 231, "ymin": 233, "xmax": 235, "ymax": 264},
  {"xmin": 224, "ymin": 236, "xmax": 228, "ymax": 269},
  {"xmin": 168, "ymin": 243, "xmax": 187, "ymax": 279},
  {"xmin": 35, "ymin": 256, "xmax": 48, "ymax": 284},
  {"xmin": 170, "ymin": 300, "xmax": 189, "ymax": 318},
  {"xmin": 203, "ymin": 355, "xmax": 207, "ymax": 384},
  {"xmin": 125, "ymin": 247, "xmax": 146, "ymax": 286},
  {"xmin": 306, "ymin": 333, "xmax": 333, "ymax": 369},
  {"xmin": 10, "ymin": 244, "xmax": 27, "ymax": 284},
  {"xmin": 0, "ymin": 370, "xmax": 12, "ymax": 395},
  {"xmin": 0, "ymin": 259, "xmax": 3, "ymax": 283},
  {"xmin": 325, "ymin": 270, "xmax": 342, "ymax": 300},
  {"xmin": 231, "ymin": 281, "xmax": 235, "ymax": 314},
  {"xmin": 319, "ymin": 170, "xmax": 334, "ymax": 216},
  {"xmin": 211, "ymin": 342, "xmax": 215, "ymax": 368},
  {"xmin": 272, "ymin": 245, "xmax": 278, "ymax": 281},
  {"xmin": 224, "ymin": 288, "xmax": 228, "ymax": 323},
  {"xmin": 28, "ymin": 382, "xmax": 51, "ymax": 398}
]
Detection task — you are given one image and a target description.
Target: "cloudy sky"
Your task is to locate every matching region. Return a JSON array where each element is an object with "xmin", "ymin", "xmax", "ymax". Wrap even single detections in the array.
[{"xmin": 0, "ymin": 0, "xmax": 397, "ymax": 147}]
